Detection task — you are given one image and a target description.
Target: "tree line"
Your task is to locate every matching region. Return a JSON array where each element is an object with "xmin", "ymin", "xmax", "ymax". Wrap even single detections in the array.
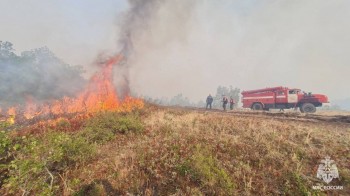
[
  {"xmin": 0, "ymin": 41, "xmax": 86, "ymax": 108},
  {"xmin": 144, "ymin": 86, "xmax": 240, "ymax": 109},
  {"xmin": 1, "ymin": 41, "xmax": 240, "ymax": 110}
]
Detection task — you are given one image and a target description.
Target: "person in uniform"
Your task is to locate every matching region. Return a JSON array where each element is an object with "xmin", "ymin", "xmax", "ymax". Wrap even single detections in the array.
[
  {"xmin": 206, "ymin": 94, "xmax": 213, "ymax": 109},
  {"xmin": 229, "ymin": 97, "xmax": 235, "ymax": 110},
  {"xmin": 222, "ymin": 95, "xmax": 228, "ymax": 111}
]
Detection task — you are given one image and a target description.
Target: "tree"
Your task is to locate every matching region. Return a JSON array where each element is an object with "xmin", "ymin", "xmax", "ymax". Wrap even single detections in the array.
[
  {"xmin": 212, "ymin": 86, "xmax": 240, "ymax": 109},
  {"xmin": 0, "ymin": 41, "xmax": 16, "ymax": 58},
  {"xmin": 170, "ymin": 94, "xmax": 192, "ymax": 107}
]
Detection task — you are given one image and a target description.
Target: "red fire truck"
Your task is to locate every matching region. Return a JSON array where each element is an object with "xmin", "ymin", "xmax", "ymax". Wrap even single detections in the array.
[{"xmin": 241, "ymin": 87, "xmax": 329, "ymax": 113}]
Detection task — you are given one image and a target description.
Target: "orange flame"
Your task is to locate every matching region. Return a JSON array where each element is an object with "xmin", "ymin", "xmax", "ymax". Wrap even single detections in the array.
[
  {"xmin": 5, "ymin": 54, "xmax": 144, "ymax": 123},
  {"xmin": 7, "ymin": 107, "xmax": 16, "ymax": 116}
]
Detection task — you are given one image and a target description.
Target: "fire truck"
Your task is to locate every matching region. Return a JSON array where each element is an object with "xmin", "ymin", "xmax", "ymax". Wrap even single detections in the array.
[{"xmin": 241, "ymin": 87, "xmax": 329, "ymax": 113}]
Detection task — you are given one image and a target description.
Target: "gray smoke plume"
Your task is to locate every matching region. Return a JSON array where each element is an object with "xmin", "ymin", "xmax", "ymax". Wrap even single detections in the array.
[
  {"xmin": 2, "ymin": 0, "xmax": 348, "ymax": 106},
  {"xmin": 114, "ymin": 0, "xmax": 166, "ymax": 98},
  {"xmin": 114, "ymin": 0, "xmax": 198, "ymax": 98},
  {"xmin": 117, "ymin": 0, "xmax": 350, "ymax": 103}
]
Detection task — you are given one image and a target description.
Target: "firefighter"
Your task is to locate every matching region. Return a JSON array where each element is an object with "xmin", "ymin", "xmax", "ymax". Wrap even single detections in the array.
[
  {"xmin": 222, "ymin": 95, "xmax": 228, "ymax": 111},
  {"xmin": 229, "ymin": 97, "xmax": 235, "ymax": 110},
  {"xmin": 206, "ymin": 94, "xmax": 213, "ymax": 109}
]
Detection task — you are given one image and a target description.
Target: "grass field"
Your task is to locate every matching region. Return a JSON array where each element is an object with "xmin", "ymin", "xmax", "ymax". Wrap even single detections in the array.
[{"xmin": 1, "ymin": 104, "xmax": 349, "ymax": 195}]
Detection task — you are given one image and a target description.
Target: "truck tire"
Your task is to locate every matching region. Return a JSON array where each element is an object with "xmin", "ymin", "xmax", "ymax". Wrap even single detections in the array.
[
  {"xmin": 252, "ymin": 103, "xmax": 263, "ymax": 110},
  {"xmin": 301, "ymin": 103, "xmax": 316, "ymax": 113}
]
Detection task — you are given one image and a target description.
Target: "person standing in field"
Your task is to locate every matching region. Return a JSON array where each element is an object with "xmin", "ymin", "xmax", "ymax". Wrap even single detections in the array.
[
  {"xmin": 229, "ymin": 97, "xmax": 235, "ymax": 110},
  {"xmin": 222, "ymin": 95, "xmax": 228, "ymax": 111},
  {"xmin": 206, "ymin": 94, "xmax": 213, "ymax": 109}
]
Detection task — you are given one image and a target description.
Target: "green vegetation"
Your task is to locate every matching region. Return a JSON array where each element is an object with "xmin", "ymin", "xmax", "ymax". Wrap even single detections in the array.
[
  {"xmin": 79, "ymin": 112, "xmax": 144, "ymax": 144},
  {"xmin": 5, "ymin": 132, "xmax": 95, "ymax": 195},
  {"xmin": 0, "ymin": 131, "xmax": 11, "ymax": 161},
  {"xmin": 0, "ymin": 111, "xmax": 144, "ymax": 195},
  {"xmin": 190, "ymin": 145, "xmax": 235, "ymax": 194},
  {"xmin": 0, "ymin": 131, "xmax": 12, "ymax": 187}
]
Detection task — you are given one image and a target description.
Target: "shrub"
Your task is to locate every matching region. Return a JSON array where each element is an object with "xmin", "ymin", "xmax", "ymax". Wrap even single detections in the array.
[
  {"xmin": 0, "ymin": 131, "xmax": 12, "ymax": 187},
  {"xmin": 55, "ymin": 118, "xmax": 71, "ymax": 132},
  {"xmin": 282, "ymin": 172, "xmax": 314, "ymax": 196},
  {"xmin": 4, "ymin": 132, "xmax": 95, "ymax": 195},
  {"xmin": 45, "ymin": 132, "xmax": 95, "ymax": 169},
  {"xmin": 0, "ymin": 131, "xmax": 11, "ymax": 162},
  {"xmin": 79, "ymin": 112, "xmax": 143, "ymax": 144},
  {"xmin": 0, "ymin": 121, "xmax": 11, "ymax": 131},
  {"xmin": 79, "ymin": 126, "xmax": 115, "ymax": 145},
  {"xmin": 189, "ymin": 145, "xmax": 235, "ymax": 195}
]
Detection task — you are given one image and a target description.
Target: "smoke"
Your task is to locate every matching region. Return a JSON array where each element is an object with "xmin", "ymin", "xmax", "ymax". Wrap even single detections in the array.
[
  {"xmin": 117, "ymin": 0, "xmax": 350, "ymax": 102},
  {"xmin": 114, "ymin": 0, "xmax": 198, "ymax": 98},
  {"xmin": 0, "ymin": 43, "xmax": 86, "ymax": 108},
  {"xmin": 114, "ymin": 0, "xmax": 158, "ymax": 98},
  {"xmin": 1, "ymin": 0, "xmax": 349, "ymax": 105}
]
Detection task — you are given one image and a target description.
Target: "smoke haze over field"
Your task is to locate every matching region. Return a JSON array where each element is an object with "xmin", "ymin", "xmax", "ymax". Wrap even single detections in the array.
[
  {"xmin": 125, "ymin": 0, "xmax": 350, "ymax": 102},
  {"xmin": 1, "ymin": 0, "xmax": 350, "ymax": 103}
]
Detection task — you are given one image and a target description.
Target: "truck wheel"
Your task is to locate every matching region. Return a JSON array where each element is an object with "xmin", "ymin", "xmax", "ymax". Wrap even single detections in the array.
[
  {"xmin": 252, "ymin": 103, "xmax": 263, "ymax": 110},
  {"xmin": 300, "ymin": 107, "xmax": 304, "ymax": 113},
  {"xmin": 301, "ymin": 103, "xmax": 316, "ymax": 113}
]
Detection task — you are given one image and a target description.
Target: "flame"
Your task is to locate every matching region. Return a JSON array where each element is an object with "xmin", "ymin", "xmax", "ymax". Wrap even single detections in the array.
[
  {"xmin": 7, "ymin": 107, "xmax": 16, "ymax": 116},
  {"xmin": 24, "ymin": 97, "xmax": 38, "ymax": 119},
  {"xmin": 5, "ymin": 54, "xmax": 144, "ymax": 124}
]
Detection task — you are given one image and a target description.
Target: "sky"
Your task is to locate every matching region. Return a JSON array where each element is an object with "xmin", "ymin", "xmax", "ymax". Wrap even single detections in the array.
[
  {"xmin": 0, "ymin": 0, "xmax": 127, "ymax": 66},
  {"xmin": 1, "ymin": 0, "xmax": 350, "ymax": 103}
]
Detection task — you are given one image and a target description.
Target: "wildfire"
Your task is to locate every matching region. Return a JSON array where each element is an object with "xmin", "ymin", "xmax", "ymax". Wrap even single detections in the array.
[{"xmin": 1, "ymin": 54, "xmax": 144, "ymax": 124}]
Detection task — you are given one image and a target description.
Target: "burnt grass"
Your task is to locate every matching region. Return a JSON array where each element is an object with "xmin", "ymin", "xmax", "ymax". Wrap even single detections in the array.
[{"xmin": 1, "ymin": 104, "xmax": 350, "ymax": 195}]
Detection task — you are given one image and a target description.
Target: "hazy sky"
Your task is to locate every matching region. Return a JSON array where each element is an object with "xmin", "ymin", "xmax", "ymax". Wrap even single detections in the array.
[
  {"xmin": 1, "ymin": 0, "xmax": 350, "ymax": 102},
  {"xmin": 0, "ymin": 0, "xmax": 127, "ymax": 65}
]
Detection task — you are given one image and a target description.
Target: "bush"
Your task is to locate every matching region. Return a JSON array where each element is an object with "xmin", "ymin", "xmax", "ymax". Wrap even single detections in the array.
[
  {"xmin": 4, "ymin": 132, "xmax": 95, "ymax": 195},
  {"xmin": 0, "ymin": 131, "xmax": 11, "ymax": 162},
  {"xmin": 79, "ymin": 112, "xmax": 143, "ymax": 144},
  {"xmin": 45, "ymin": 132, "xmax": 95, "ymax": 169},
  {"xmin": 189, "ymin": 145, "xmax": 235, "ymax": 195},
  {"xmin": 0, "ymin": 131, "xmax": 12, "ymax": 187},
  {"xmin": 0, "ymin": 121, "xmax": 12, "ymax": 131},
  {"xmin": 55, "ymin": 118, "xmax": 71, "ymax": 132}
]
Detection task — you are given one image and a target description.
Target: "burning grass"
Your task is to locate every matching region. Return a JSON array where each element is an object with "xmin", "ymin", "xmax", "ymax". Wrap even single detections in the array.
[
  {"xmin": 0, "ymin": 105, "xmax": 349, "ymax": 195},
  {"xmin": 0, "ymin": 54, "xmax": 144, "ymax": 127}
]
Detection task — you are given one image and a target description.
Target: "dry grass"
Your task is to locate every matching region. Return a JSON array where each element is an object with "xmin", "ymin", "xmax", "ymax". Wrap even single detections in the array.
[
  {"xmin": 316, "ymin": 110, "xmax": 350, "ymax": 116},
  {"xmin": 1, "ymin": 105, "xmax": 349, "ymax": 195},
  {"xmin": 65, "ymin": 107, "xmax": 350, "ymax": 195}
]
